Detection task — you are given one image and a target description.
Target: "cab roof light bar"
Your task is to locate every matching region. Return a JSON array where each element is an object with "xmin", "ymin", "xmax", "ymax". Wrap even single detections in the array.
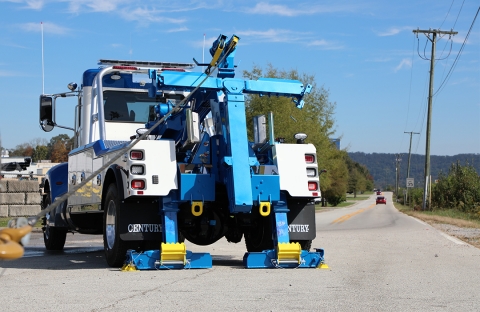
[{"xmin": 98, "ymin": 59, "xmax": 196, "ymax": 70}]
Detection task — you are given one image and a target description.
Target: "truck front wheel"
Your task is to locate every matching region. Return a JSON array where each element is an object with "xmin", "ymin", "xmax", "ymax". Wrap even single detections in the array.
[
  {"xmin": 42, "ymin": 193, "xmax": 67, "ymax": 250},
  {"xmin": 103, "ymin": 183, "xmax": 129, "ymax": 267}
]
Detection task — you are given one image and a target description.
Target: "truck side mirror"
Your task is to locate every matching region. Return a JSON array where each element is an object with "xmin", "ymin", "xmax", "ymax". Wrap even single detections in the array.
[{"xmin": 39, "ymin": 96, "xmax": 54, "ymax": 132}]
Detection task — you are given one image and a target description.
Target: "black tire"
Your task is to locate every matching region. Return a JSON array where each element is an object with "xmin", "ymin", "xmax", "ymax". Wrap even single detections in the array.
[
  {"xmin": 103, "ymin": 183, "xmax": 129, "ymax": 267},
  {"xmin": 245, "ymin": 215, "xmax": 274, "ymax": 252},
  {"xmin": 42, "ymin": 193, "xmax": 67, "ymax": 250}
]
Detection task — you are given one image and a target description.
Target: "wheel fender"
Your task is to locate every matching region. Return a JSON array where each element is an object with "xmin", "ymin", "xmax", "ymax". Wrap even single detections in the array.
[
  {"xmin": 102, "ymin": 165, "xmax": 125, "ymax": 210},
  {"xmin": 44, "ymin": 162, "xmax": 68, "ymax": 201},
  {"xmin": 43, "ymin": 163, "xmax": 69, "ymax": 228}
]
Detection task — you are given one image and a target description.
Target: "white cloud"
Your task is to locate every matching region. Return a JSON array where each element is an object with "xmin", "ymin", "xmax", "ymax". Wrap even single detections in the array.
[
  {"xmin": 119, "ymin": 7, "xmax": 186, "ymax": 25},
  {"xmin": 235, "ymin": 29, "xmax": 304, "ymax": 43},
  {"xmin": 394, "ymin": 58, "xmax": 412, "ymax": 72},
  {"xmin": 0, "ymin": 0, "xmax": 45, "ymax": 9},
  {"xmin": 308, "ymin": 39, "xmax": 344, "ymax": 50},
  {"xmin": 67, "ymin": 0, "xmax": 127, "ymax": 13},
  {"xmin": 25, "ymin": 0, "xmax": 44, "ymax": 10},
  {"xmin": 377, "ymin": 26, "xmax": 412, "ymax": 37},
  {"xmin": 244, "ymin": 2, "xmax": 358, "ymax": 16},
  {"xmin": 166, "ymin": 26, "xmax": 189, "ymax": 33},
  {"xmin": 191, "ymin": 36, "xmax": 218, "ymax": 49},
  {"xmin": 0, "ymin": 70, "xmax": 20, "ymax": 77},
  {"xmin": 0, "ymin": 41, "xmax": 28, "ymax": 49},
  {"xmin": 19, "ymin": 22, "xmax": 70, "ymax": 35}
]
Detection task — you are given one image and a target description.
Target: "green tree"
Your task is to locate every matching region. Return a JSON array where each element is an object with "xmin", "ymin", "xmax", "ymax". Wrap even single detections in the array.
[
  {"xmin": 346, "ymin": 158, "xmax": 374, "ymax": 197},
  {"xmin": 431, "ymin": 161, "xmax": 480, "ymax": 213},
  {"xmin": 47, "ymin": 134, "xmax": 72, "ymax": 161},
  {"xmin": 322, "ymin": 150, "xmax": 349, "ymax": 206},
  {"xmin": 9, "ymin": 142, "xmax": 34, "ymax": 157},
  {"xmin": 32, "ymin": 145, "xmax": 49, "ymax": 162}
]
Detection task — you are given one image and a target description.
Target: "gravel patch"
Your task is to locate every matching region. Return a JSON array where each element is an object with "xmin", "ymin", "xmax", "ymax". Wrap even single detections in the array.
[{"xmin": 430, "ymin": 223, "xmax": 480, "ymax": 248}]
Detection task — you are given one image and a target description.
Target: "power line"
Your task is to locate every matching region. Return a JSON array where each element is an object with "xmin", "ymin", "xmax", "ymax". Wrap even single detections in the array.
[
  {"xmin": 434, "ymin": 6, "xmax": 479, "ymax": 97},
  {"xmin": 452, "ymin": 0, "xmax": 466, "ymax": 29},
  {"xmin": 439, "ymin": 0, "xmax": 455, "ymax": 29}
]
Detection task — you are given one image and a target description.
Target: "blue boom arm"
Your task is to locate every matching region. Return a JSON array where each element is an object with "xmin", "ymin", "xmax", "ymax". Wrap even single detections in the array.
[{"xmin": 146, "ymin": 35, "xmax": 312, "ymax": 213}]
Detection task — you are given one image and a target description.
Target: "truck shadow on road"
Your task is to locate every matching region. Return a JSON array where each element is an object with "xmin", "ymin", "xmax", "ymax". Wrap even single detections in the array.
[
  {"xmin": 1, "ymin": 249, "xmax": 248, "ymax": 271},
  {"xmin": 211, "ymin": 255, "xmax": 244, "ymax": 268},
  {"xmin": 0, "ymin": 249, "xmax": 108, "ymax": 271}
]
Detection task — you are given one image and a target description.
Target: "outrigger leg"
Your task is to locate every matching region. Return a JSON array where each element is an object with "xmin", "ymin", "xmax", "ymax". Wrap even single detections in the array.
[
  {"xmin": 124, "ymin": 195, "xmax": 212, "ymax": 270},
  {"xmin": 243, "ymin": 197, "xmax": 327, "ymax": 269}
]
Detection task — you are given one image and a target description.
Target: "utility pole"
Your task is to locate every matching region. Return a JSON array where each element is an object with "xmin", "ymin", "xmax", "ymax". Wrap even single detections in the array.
[
  {"xmin": 404, "ymin": 132, "xmax": 420, "ymax": 180},
  {"xmin": 404, "ymin": 131, "xmax": 420, "ymax": 207},
  {"xmin": 395, "ymin": 154, "xmax": 402, "ymax": 201},
  {"xmin": 412, "ymin": 28, "xmax": 457, "ymax": 210}
]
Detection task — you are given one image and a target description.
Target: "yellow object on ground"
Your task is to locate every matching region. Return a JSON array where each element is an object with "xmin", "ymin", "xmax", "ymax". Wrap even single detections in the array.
[
  {"xmin": 0, "ymin": 225, "xmax": 32, "ymax": 260},
  {"xmin": 317, "ymin": 263, "xmax": 329, "ymax": 269},
  {"xmin": 161, "ymin": 242, "xmax": 186, "ymax": 265},
  {"xmin": 277, "ymin": 242, "xmax": 301, "ymax": 264},
  {"xmin": 121, "ymin": 263, "xmax": 138, "ymax": 271}
]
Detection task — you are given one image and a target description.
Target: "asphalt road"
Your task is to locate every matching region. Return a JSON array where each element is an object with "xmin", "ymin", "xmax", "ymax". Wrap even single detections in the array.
[{"xmin": 1, "ymin": 192, "xmax": 479, "ymax": 311}]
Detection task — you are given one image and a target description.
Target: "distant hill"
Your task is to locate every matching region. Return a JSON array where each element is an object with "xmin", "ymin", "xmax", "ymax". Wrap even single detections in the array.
[{"xmin": 348, "ymin": 152, "xmax": 480, "ymax": 190}]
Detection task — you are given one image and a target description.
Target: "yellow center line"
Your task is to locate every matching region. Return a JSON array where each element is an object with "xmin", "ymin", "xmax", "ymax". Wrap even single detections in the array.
[{"xmin": 331, "ymin": 203, "xmax": 376, "ymax": 224}]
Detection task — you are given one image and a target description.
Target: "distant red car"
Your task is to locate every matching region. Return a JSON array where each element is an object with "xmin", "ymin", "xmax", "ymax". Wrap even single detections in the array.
[
  {"xmin": 376, "ymin": 196, "xmax": 386, "ymax": 205},
  {"xmin": 376, "ymin": 191, "xmax": 382, "ymax": 195}
]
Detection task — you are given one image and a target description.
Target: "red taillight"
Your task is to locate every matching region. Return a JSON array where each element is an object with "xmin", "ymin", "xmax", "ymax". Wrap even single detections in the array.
[
  {"xmin": 305, "ymin": 154, "xmax": 315, "ymax": 163},
  {"xmin": 113, "ymin": 65, "xmax": 138, "ymax": 70},
  {"xmin": 130, "ymin": 150, "xmax": 143, "ymax": 160},
  {"xmin": 131, "ymin": 180, "xmax": 145, "ymax": 189},
  {"xmin": 308, "ymin": 182, "xmax": 318, "ymax": 191}
]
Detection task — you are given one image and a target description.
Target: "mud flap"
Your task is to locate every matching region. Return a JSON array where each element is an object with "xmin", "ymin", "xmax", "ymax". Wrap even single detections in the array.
[
  {"xmin": 118, "ymin": 200, "xmax": 163, "ymax": 241},
  {"xmin": 287, "ymin": 199, "xmax": 316, "ymax": 241}
]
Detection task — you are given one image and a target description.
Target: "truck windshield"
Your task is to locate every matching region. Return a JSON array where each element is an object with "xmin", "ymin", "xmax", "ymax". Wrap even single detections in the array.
[{"xmin": 103, "ymin": 90, "xmax": 184, "ymax": 123}]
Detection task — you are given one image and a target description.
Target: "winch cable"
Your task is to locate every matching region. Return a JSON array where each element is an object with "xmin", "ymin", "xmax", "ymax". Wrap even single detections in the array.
[{"xmin": 9, "ymin": 40, "xmax": 235, "ymax": 232}]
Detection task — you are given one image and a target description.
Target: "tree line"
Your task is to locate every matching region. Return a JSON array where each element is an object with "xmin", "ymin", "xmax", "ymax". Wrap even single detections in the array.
[
  {"xmin": 349, "ymin": 152, "xmax": 480, "ymax": 191},
  {"xmin": 4, "ymin": 134, "xmax": 74, "ymax": 163}
]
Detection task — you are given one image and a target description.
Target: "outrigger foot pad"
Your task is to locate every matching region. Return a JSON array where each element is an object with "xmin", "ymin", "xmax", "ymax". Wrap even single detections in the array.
[
  {"xmin": 243, "ymin": 248, "xmax": 325, "ymax": 269},
  {"xmin": 124, "ymin": 249, "xmax": 212, "ymax": 270}
]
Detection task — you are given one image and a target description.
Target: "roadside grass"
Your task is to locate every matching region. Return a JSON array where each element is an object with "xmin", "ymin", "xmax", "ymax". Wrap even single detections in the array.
[
  {"xmin": 0, "ymin": 217, "xmax": 42, "ymax": 228},
  {"xmin": 315, "ymin": 192, "xmax": 373, "ymax": 210},
  {"xmin": 393, "ymin": 202, "xmax": 480, "ymax": 228},
  {"xmin": 346, "ymin": 193, "xmax": 373, "ymax": 200}
]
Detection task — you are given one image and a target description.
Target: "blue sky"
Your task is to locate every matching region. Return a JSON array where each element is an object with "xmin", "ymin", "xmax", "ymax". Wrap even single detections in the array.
[{"xmin": 0, "ymin": 0, "xmax": 478, "ymax": 156}]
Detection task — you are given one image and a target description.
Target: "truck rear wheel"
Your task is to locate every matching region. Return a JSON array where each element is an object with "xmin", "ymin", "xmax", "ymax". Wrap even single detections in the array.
[
  {"xmin": 42, "ymin": 193, "xmax": 67, "ymax": 250},
  {"xmin": 244, "ymin": 216, "xmax": 274, "ymax": 252},
  {"xmin": 103, "ymin": 183, "xmax": 129, "ymax": 267}
]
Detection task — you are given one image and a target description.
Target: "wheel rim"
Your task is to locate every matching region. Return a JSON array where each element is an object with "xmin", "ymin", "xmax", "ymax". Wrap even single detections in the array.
[{"xmin": 106, "ymin": 200, "xmax": 116, "ymax": 250}]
